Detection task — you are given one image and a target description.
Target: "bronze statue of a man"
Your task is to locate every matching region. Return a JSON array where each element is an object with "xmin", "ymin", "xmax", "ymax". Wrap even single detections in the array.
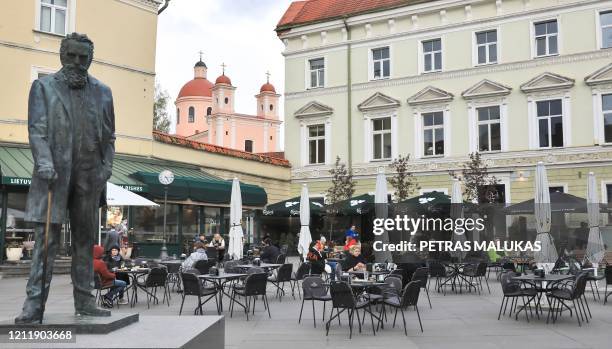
[{"xmin": 15, "ymin": 32, "xmax": 116, "ymax": 323}]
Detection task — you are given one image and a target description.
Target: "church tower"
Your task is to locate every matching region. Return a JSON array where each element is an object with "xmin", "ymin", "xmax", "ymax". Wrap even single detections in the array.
[
  {"xmin": 212, "ymin": 63, "xmax": 235, "ymax": 115},
  {"xmin": 255, "ymin": 72, "xmax": 280, "ymax": 119}
]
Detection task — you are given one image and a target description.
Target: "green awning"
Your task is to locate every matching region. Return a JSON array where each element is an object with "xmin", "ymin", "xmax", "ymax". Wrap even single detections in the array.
[
  {"xmin": 325, "ymin": 193, "xmax": 375, "ymax": 216},
  {"xmin": 131, "ymin": 171, "xmax": 267, "ymax": 207},
  {"xmin": 263, "ymin": 196, "xmax": 325, "ymax": 217},
  {"xmin": 0, "ymin": 144, "xmax": 268, "ymax": 207}
]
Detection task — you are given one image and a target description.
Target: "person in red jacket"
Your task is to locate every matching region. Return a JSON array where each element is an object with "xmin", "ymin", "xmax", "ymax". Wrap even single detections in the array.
[{"xmin": 93, "ymin": 245, "xmax": 126, "ymax": 307}]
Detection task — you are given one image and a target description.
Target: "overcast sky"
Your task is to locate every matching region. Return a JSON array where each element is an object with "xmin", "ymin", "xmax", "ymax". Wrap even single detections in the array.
[{"xmin": 155, "ymin": 0, "xmax": 292, "ymax": 136}]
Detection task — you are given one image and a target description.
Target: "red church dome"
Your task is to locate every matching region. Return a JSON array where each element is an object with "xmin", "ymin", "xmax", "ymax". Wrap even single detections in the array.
[
  {"xmin": 260, "ymin": 82, "xmax": 276, "ymax": 93},
  {"xmin": 178, "ymin": 78, "xmax": 213, "ymax": 98},
  {"xmin": 215, "ymin": 74, "xmax": 232, "ymax": 86}
]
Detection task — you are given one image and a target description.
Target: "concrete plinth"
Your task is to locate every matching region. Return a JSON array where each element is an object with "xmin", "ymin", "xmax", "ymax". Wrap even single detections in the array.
[{"xmin": 0, "ymin": 313, "xmax": 139, "ymax": 335}]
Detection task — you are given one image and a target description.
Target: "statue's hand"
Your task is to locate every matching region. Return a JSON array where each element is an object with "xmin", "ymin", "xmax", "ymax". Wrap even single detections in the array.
[{"xmin": 37, "ymin": 167, "xmax": 57, "ymax": 184}]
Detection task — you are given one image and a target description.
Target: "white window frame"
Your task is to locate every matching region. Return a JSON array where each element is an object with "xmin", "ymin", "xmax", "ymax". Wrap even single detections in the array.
[
  {"xmin": 535, "ymin": 99, "xmax": 565, "ymax": 149},
  {"xmin": 421, "ymin": 111, "xmax": 445, "ymax": 157},
  {"xmin": 34, "ymin": 0, "xmax": 75, "ymax": 36},
  {"xmin": 592, "ymin": 86, "xmax": 612, "ymax": 145},
  {"xmin": 371, "ymin": 117, "xmax": 393, "ymax": 161},
  {"xmin": 188, "ymin": 106, "xmax": 195, "ymax": 123},
  {"xmin": 363, "ymin": 111, "xmax": 398, "ymax": 163},
  {"xmin": 476, "ymin": 105, "xmax": 503, "ymax": 153},
  {"xmin": 596, "ymin": 9, "xmax": 612, "ymax": 49},
  {"xmin": 468, "ymin": 99, "xmax": 508, "ymax": 153},
  {"xmin": 368, "ymin": 46, "xmax": 391, "ymax": 81},
  {"xmin": 413, "ymin": 105, "xmax": 451, "ymax": 159},
  {"xmin": 300, "ymin": 117, "xmax": 332, "ymax": 167},
  {"xmin": 419, "ymin": 37, "xmax": 443, "ymax": 74},
  {"xmin": 472, "ymin": 28, "xmax": 499, "ymax": 66},
  {"xmin": 601, "ymin": 180, "xmax": 612, "ymax": 225},
  {"xmin": 530, "ymin": 17, "xmax": 560, "ymax": 58},
  {"xmin": 602, "ymin": 92, "xmax": 612, "ymax": 144},
  {"xmin": 526, "ymin": 92, "xmax": 571, "ymax": 150},
  {"xmin": 306, "ymin": 124, "xmax": 326, "ymax": 165},
  {"xmin": 548, "ymin": 183, "xmax": 568, "ymax": 194},
  {"xmin": 305, "ymin": 56, "xmax": 326, "ymax": 89}
]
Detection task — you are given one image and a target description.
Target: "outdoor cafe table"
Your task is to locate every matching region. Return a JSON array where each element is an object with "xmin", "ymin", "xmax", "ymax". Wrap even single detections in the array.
[
  {"xmin": 114, "ymin": 268, "xmax": 150, "ymax": 307},
  {"xmin": 439, "ymin": 263, "xmax": 477, "ymax": 294},
  {"xmin": 236, "ymin": 263, "xmax": 282, "ymax": 271},
  {"xmin": 511, "ymin": 273, "xmax": 574, "ymax": 319},
  {"xmin": 197, "ymin": 272, "xmax": 247, "ymax": 312}
]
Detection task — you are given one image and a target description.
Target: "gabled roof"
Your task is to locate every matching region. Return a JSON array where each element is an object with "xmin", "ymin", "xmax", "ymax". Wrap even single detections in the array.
[
  {"xmin": 407, "ymin": 86, "xmax": 453, "ymax": 105},
  {"xmin": 461, "ymin": 79, "xmax": 512, "ymax": 99},
  {"xmin": 276, "ymin": 0, "xmax": 432, "ymax": 32},
  {"xmin": 358, "ymin": 92, "xmax": 401, "ymax": 111},
  {"xmin": 585, "ymin": 63, "xmax": 612, "ymax": 86},
  {"xmin": 294, "ymin": 101, "xmax": 334, "ymax": 118},
  {"xmin": 520, "ymin": 72, "xmax": 574, "ymax": 93}
]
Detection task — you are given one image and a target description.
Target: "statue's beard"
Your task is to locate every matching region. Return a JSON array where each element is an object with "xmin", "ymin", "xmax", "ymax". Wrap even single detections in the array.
[{"xmin": 61, "ymin": 64, "xmax": 88, "ymax": 89}]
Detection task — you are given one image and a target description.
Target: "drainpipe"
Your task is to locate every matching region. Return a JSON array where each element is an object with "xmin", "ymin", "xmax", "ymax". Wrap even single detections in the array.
[{"xmin": 343, "ymin": 18, "xmax": 352, "ymax": 169}]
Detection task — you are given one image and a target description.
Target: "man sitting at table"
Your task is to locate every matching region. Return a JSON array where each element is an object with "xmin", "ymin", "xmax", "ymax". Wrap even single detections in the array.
[
  {"xmin": 93, "ymin": 245, "xmax": 127, "ymax": 307},
  {"xmin": 343, "ymin": 245, "xmax": 367, "ymax": 272},
  {"xmin": 181, "ymin": 242, "xmax": 208, "ymax": 271},
  {"xmin": 260, "ymin": 238, "xmax": 280, "ymax": 263}
]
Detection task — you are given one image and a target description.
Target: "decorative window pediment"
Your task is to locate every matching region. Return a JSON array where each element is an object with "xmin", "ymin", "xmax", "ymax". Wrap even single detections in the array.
[
  {"xmin": 462, "ymin": 79, "xmax": 512, "ymax": 99},
  {"xmin": 585, "ymin": 63, "xmax": 612, "ymax": 86},
  {"xmin": 357, "ymin": 92, "xmax": 400, "ymax": 112},
  {"xmin": 294, "ymin": 101, "xmax": 333, "ymax": 119},
  {"xmin": 520, "ymin": 72, "xmax": 574, "ymax": 93},
  {"xmin": 407, "ymin": 86, "xmax": 453, "ymax": 106}
]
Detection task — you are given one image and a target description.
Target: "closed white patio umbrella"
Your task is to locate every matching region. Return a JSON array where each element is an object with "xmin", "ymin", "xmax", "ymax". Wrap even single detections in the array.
[
  {"xmin": 297, "ymin": 184, "xmax": 312, "ymax": 261},
  {"xmin": 585, "ymin": 172, "xmax": 605, "ymax": 265},
  {"xmin": 533, "ymin": 162, "xmax": 558, "ymax": 269},
  {"xmin": 228, "ymin": 178, "xmax": 244, "ymax": 260},
  {"xmin": 451, "ymin": 178, "xmax": 467, "ymax": 261},
  {"xmin": 374, "ymin": 170, "xmax": 392, "ymax": 263}
]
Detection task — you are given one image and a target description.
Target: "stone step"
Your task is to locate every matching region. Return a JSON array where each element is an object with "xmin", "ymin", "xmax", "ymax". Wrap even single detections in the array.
[{"xmin": 0, "ymin": 258, "xmax": 72, "ymax": 279}]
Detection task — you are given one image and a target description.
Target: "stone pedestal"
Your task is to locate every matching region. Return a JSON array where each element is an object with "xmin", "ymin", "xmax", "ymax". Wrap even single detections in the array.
[{"xmin": 0, "ymin": 313, "xmax": 139, "ymax": 334}]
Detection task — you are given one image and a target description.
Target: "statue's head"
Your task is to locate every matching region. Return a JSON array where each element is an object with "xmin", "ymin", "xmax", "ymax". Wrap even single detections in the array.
[{"xmin": 59, "ymin": 33, "xmax": 94, "ymax": 89}]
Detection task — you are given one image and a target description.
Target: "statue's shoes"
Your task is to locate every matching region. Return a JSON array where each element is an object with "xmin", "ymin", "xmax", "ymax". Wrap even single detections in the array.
[
  {"xmin": 75, "ymin": 306, "xmax": 111, "ymax": 317},
  {"xmin": 15, "ymin": 311, "xmax": 43, "ymax": 324}
]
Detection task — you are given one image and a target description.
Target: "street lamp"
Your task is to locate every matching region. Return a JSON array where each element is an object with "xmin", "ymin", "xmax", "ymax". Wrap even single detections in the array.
[{"xmin": 158, "ymin": 169, "xmax": 174, "ymax": 260}]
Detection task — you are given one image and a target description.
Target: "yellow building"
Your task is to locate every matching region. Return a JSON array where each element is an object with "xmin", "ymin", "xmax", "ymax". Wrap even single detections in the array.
[{"xmin": 0, "ymin": 0, "xmax": 291, "ymax": 260}]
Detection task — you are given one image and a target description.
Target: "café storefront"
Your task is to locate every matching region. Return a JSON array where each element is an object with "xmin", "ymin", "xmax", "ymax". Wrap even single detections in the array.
[{"xmin": 0, "ymin": 144, "xmax": 268, "ymax": 261}]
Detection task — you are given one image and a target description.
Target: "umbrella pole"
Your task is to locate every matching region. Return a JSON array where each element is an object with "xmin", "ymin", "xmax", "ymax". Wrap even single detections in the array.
[{"xmin": 40, "ymin": 189, "xmax": 53, "ymax": 324}]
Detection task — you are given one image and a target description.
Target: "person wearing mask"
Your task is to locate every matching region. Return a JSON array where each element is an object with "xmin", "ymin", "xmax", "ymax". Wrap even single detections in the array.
[
  {"xmin": 260, "ymin": 238, "xmax": 280, "ymax": 263},
  {"xmin": 343, "ymin": 245, "xmax": 367, "ymax": 272},
  {"xmin": 209, "ymin": 233, "xmax": 226, "ymax": 262},
  {"xmin": 181, "ymin": 242, "xmax": 208, "ymax": 271},
  {"xmin": 93, "ymin": 245, "xmax": 127, "ymax": 307}
]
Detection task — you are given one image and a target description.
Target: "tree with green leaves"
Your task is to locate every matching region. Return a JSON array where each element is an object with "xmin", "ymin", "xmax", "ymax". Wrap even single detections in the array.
[
  {"xmin": 388, "ymin": 154, "xmax": 420, "ymax": 202},
  {"xmin": 451, "ymin": 152, "xmax": 500, "ymax": 203},
  {"xmin": 153, "ymin": 82, "xmax": 171, "ymax": 133},
  {"xmin": 325, "ymin": 156, "xmax": 355, "ymax": 205}
]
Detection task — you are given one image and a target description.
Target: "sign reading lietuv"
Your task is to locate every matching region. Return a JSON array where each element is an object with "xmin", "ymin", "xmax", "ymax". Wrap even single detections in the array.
[{"xmin": 3, "ymin": 177, "xmax": 31, "ymax": 186}]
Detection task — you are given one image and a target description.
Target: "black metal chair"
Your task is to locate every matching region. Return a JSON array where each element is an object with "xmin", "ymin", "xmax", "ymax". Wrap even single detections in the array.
[
  {"xmin": 547, "ymin": 272, "xmax": 590, "ymax": 326},
  {"xmin": 275, "ymin": 253, "xmax": 287, "ymax": 264},
  {"xmin": 179, "ymin": 271, "xmax": 219, "ymax": 315},
  {"xmin": 410, "ymin": 267, "xmax": 431, "ymax": 308},
  {"xmin": 230, "ymin": 272, "xmax": 271, "ymax": 321},
  {"xmin": 378, "ymin": 281, "xmax": 423, "ymax": 334},
  {"xmin": 462, "ymin": 262, "xmax": 490, "ymax": 294},
  {"xmin": 325, "ymin": 281, "xmax": 376, "ymax": 339},
  {"xmin": 299, "ymin": 276, "xmax": 332, "ymax": 327},
  {"xmin": 291, "ymin": 262, "xmax": 311, "ymax": 298},
  {"xmin": 136, "ymin": 267, "xmax": 170, "ymax": 309},
  {"xmin": 165, "ymin": 262, "xmax": 182, "ymax": 292},
  {"xmin": 428, "ymin": 261, "xmax": 447, "ymax": 294},
  {"xmin": 268, "ymin": 263, "xmax": 293, "ymax": 300},
  {"xmin": 497, "ymin": 272, "xmax": 537, "ymax": 322},
  {"xmin": 94, "ymin": 273, "xmax": 115, "ymax": 307},
  {"xmin": 604, "ymin": 265, "xmax": 612, "ymax": 304},
  {"xmin": 193, "ymin": 259, "xmax": 213, "ymax": 275}
]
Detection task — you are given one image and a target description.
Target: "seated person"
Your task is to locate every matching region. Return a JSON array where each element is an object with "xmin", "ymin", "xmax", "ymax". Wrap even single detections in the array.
[
  {"xmin": 343, "ymin": 245, "xmax": 367, "ymax": 272},
  {"xmin": 260, "ymin": 238, "xmax": 280, "ymax": 263},
  {"xmin": 104, "ymin": 245, "xmax": 130, "ymax": 285},
  {"xmin": 343, "ymin": 236, "xmax": 358, "ymax": 252},
  {"xmin": 307, "ymin": 238, "xmax": 327, "ymax": 273},
  {"xmin": 93, "ymin": 245, "xmax": 127, "ymax": 307},
  {"xmin": 181, "ymin": 242, "xmax": 208, "ymax": 271},
  {"xmin": 208, "ymin": 233, "xmax": 226, "ymax": 262}
]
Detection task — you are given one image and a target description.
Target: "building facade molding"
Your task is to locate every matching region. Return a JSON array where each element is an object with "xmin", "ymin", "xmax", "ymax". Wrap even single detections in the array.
[
  {"xmin": 294, "ymin": 101, "xmax": 334, "ymax": 118},
  {"xmin": 462, "ymin": 79, "xmax": 512, "ymax": 99},
  {"xmin": 357, "ymin": 92, "xmax": 401, "ymax": 111}
]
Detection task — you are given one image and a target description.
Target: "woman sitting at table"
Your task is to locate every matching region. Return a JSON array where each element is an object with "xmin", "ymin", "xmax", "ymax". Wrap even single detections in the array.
[
  {"xmin": 260, "ymin": 238, "xmax": 281, "ymax": 263},
  {"xmin": 180, "ymin": 242, "xmax": 208, "ymax": 271},
  {"xmin": 209, "ymin": 233, "xmax": 226, "ymax": 262},
  {"xmin": 343, "ymin": 245, "xmax": 367, "ymax": 272},
  {"xmin": 104, "ymin": 245, "xmax": 130, "ymax": 287},
  {"xmin": 93, "ymin": 245, "xmax": 127, "ymax": 307},
  {"xmin": 307, "ymin": 238, "xmax": 327, "ymax": 271}
]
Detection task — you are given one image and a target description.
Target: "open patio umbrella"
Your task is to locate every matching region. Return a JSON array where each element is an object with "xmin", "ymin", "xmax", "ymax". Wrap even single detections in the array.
[
  {"xmin": 297, "ymin": 184, "xmax": 312, "ymax": 261},
  {"xmin": 228, "ymin": 178, "xmax": 244, "ymax": 260},
  {"xmin": 262, "ymin": 196, "xmax": 325, "ymax": 217},
  {"xmin": 325, "ymin": 193, "xmax": 375, "ymax": 216},
  {"xmin": 374, "ymin": 170, "xmax": 392, "ymax": 263},
  {"xmin": 450, "ymin": 179, "xmax": 467, "ymax": 261},
  {"xmin": 585, "ymin": 172, "xmax": 605, "ymax": 265},
  {"xmin": 505, "ymin": 191, "xmax": 588, "ymax": 214},
  {"xmin": 533, "ymin": 162, "xmax": 558, "ymax": 268}
]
